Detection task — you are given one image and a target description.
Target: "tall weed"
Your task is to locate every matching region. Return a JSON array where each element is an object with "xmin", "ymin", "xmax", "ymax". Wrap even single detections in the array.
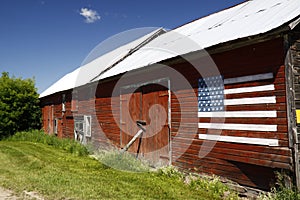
[
  {"xmin": 94, "ymin": 149, "xmax": 150, "ymax": 172},
  {"xmin": 259, "ymin": 173, "xmax": 300, "ymax": 200}
]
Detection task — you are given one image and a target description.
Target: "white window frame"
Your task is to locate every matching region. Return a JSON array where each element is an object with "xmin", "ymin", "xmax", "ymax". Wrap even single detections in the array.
[{"xmin": 84, "ymin": 115, "xmax": 92, "ymax": 137}]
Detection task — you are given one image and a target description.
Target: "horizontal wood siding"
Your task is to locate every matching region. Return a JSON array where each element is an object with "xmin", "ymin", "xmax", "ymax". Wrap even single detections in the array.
[
  {"xmin": 40, "ymin": 90, "xmax": 74, "ymax": 138},
  {"xmin": 94, "ymin": 81, "xmax": 121, "ymax": 148},
  {"xmin": 39, "ymin": 37, "xmax": 293, "ymax": 190},
  {"xmin": 171, "ymin": 38, "xmax": 292, "ymax": 190}
]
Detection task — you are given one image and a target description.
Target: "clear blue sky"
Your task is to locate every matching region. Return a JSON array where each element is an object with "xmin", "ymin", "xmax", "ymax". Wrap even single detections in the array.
[{"xmin": 0, "ymin": 0, "xmax": 245, "ymax": 93}]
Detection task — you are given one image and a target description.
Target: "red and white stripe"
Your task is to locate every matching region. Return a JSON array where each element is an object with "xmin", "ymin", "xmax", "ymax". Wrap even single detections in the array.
[{"xmin": 198, "ymin": 72, "xmax": 279, "ymax": 146}]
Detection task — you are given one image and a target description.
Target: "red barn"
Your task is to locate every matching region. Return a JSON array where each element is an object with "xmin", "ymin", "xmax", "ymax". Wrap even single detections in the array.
[{"xmin": 40, "ymin": 0, "xmax": 300, "ymax": 191}]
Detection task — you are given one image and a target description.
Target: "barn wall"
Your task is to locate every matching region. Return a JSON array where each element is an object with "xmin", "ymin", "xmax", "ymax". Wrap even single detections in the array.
[
  {"xmin": 40, "ymin": 37, "xmax": 293, "ymax": 190},
  {"xmin": 40, "ymin": 90, "xmax": 74, "ymax": 139},
  {"xmin": 170, "ymin": 37, "xmax": 292, "ymax": 190}
]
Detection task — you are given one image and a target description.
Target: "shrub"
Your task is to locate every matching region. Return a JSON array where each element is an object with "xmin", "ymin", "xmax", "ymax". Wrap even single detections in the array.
[
  {"xmin": 0, "ymin": 72, "xmax": 40, "ymax": 139},
  {"xmin": 7, "ymin": 130, "xmax": 89, "ymax": 156}
]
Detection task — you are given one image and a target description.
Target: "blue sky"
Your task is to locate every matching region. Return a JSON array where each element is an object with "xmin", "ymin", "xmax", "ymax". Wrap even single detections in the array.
[{"xmin": 0, "ymin": 0, "xmax": 245, "ymax": 93}]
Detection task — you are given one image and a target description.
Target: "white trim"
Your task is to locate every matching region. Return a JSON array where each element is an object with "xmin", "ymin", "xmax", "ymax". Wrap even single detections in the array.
[
  {"xmin": 224, "ymin": 73, "xmax": 273, "ymax": 85},
  {"xmin": 224, "ymin": 96, "xmax": 276, "ymax": 105},
  {"xmin": 198, "ymin": 122, "xmax": 277, "ymax": 132},
  {"xmin": 198, "ymin": 111, "xmax": 277, "ymax": 118},
  {"xmin": 198, "ymin": 134, "xmax": 279, "ymax": 146},
  {"xmin": 289, "ymin": 16, "xmax": 300, "ymax": 30},
  {"xmin": 224, "ymin": 84, "xmax": 275, "ymax": 94},
  {"xmin": 84, "ymin": 115, "xmax": 92, "ymax": 137}
]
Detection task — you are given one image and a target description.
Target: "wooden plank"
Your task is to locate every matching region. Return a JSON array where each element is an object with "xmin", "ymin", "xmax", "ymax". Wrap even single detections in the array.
[
  {"xmin": 173, "ymin": 156, "xmax": 277, "ymax": 190},
  {"xmin": 226, "ymin": 103, "xmax": 287, "ymax": 111},
  {"xmin": 173, "ymin": 137, "xmax": 291, "ymax": 155},
  {"xmin": 198, "ymin": 111, "xmax": 277, "ymax": 118},
  {"xmin": 198, "ymin": 117, "xmax": 287, "ymax": 125},
  {"xmin": 224, "ymin": 96, "xmax": 276, "ymax": 105},
  {"xmin": 198, "ymin": 122, "xmax": 277, "ymax": 132},
  {"xmin": 198, "ymin": 134, "xmax": 279, "ymax": 146},
  {"xmin": 224, "ymin": 84, "xmax": 275, "ymax": 94},
  {"xmin": 172, "ymin": 149, "xmax": 291, "ymax": 169},
  {"xmin": 225, "ymin": 90, "xmax": 286, "ymax": 99},
  {"xmin": 224, "ymin": 73, "xmax": 273, "ymax": 84},
  {"xmin": 172, "ymin": 146, "xmax": 291, "ymax": 166}
]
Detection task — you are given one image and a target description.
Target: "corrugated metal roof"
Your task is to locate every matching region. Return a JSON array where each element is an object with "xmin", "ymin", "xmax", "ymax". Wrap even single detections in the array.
[
  {"xmin": 40, "ymin": 0, "xmax": 300, "ymax": 98},
  {"xmin": 95, "ymin": 0, "xmax": 300, "ymax": 81},
  {"xmin": 39, "ymin": 28, "xmax": 164, "ymax": 98}
]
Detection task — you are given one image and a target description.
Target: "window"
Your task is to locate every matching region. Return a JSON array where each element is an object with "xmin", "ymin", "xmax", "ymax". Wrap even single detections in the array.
[
  {"xmin": 62, "ymin": 94, "xmax": 66, "ymax": 112},
  {"xmin": 74, "ymin": 115, "xmax": 91, "ymax": 141},
  {"xmin": 84, "ymin": 115, "xmax": 92, "ymax": 137},
  {"xmin": 75, "ymin": 120, "xmax": 84, "ymax": 135},
  {"xmin": 198, "ymin": 75, "xmax": 224, "ymax": 112}
]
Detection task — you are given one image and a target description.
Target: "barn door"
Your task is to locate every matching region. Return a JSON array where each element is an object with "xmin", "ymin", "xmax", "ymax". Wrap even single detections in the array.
[{"xmin": 120, "ymin": 80, "xmax": 170, "ymax": 167}]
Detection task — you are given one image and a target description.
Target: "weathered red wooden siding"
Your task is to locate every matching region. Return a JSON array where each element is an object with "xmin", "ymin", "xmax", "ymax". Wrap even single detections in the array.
[
  {"xmin": 171, "ymin": 37, "xmax": 292, "ymax": 190},
  {"xmin": 40, "ymin": 90, "xmax": 74, "ymax": 138},
  {"xmin": 40, "ymin": 37, "xmax": 293, "ymax": 190},
  {"xmin": 93, "ymin": 81, "xmax": 121, "ymax": 147},
  {"xmin": 41, "ymin": 105, "xmax": 53, "ymax": 133}
]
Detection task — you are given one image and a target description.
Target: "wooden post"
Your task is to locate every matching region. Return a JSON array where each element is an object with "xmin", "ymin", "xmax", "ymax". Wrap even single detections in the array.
[
  {"xmin": 284, "ymin": 33, "xmax": 300, "ymax": 190},
  {"xmin": 121, "ymin": 121, "xmax": 146, "ymax": 153}
]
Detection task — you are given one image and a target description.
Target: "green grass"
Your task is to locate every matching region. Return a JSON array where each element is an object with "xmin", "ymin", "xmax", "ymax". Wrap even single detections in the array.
[
  {"xmin": 6, "ymin": 130, "xmax": 89, "ymax": 156},
  {"xmin": 0, "ymin": 131, "xmax": 238, "ymax": 199}
]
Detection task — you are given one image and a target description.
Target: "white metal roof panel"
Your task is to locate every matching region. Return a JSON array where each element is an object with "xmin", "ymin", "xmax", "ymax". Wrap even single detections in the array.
[
  {"xmin": 39, "ymin": 28, "xmax": 163, "ymax": 98},
  {"xmin": 95, "ymin": 0, "xmax": 300, "ymax": 81},
  {"xmin": 41, "ymin": 0, "xmax": 300, "ymax": 98}
]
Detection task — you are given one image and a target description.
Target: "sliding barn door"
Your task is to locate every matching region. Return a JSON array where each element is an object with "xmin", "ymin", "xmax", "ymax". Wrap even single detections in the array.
[{"xmin": 120, "ymin": 81, "xmax": 170, "ymax": 166}]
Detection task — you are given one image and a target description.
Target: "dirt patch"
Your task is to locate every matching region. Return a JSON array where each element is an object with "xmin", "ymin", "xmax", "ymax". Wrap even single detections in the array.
[
  {"xmin": 0, "ymin": 187, "xmax": 44, "ymax": 200},
  {"xmin": 0, "ymin": 187, "xmax": 17, "ymax": 200}
]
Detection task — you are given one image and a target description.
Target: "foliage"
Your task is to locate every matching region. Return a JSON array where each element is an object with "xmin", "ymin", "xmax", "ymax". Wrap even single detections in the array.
[
  {"xmin": 94, "ymin": 148, "xmax": 150, "ymax": 172},
  {"xmin": 0, "ymin": 72, "xmax": 40, "ymax": 139},
  {"xmin": 188, "ymin": 175, "xmax": 239, "ymax": 200},
  {"xmin": 157, "ymin": 166, "xmax": 238, "ymax": 200},
  {"xmin": 259, "ymin": 173, "xmax": 300, "ymax": 200},
  {"xmin": 7, "ymin": 130, "xmax": 89, "ymax": 156},
  {"xmin": 157, "ymin": 165, "xmax": 184, "ymax": 180},
  {"xmin": 0, "ymin": 141, "xmax": 226, "ymax": 200}
]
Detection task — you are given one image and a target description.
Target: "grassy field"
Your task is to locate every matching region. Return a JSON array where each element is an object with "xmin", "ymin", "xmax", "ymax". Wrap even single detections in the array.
[{"xmin": 0, "ymin": 132, "xmax": 237, "ymax": 199}]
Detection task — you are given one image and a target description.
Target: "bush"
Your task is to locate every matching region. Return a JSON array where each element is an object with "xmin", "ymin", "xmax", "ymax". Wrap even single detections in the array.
[
  {"xmin": 7, "ymin": 130, "xmax": 89, "ymax": 156},
  {"xmin": 0, "ymin": 72, "xmax": 40, "ymax": 139}
]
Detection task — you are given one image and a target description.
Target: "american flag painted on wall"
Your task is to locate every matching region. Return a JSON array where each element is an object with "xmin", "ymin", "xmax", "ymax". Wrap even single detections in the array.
[
  {"xmin": 198, "ymin": 75, "xmax": 224, "ymax": 112},
  {"xmin": 197, "ymin": 72, "xmax": 279, "ymax": 146}
]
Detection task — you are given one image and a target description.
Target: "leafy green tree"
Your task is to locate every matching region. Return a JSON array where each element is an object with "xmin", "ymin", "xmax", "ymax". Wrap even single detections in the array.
[{"xmin": 0, "ymin": 72, "xmax": 41, "ymax": 139}]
